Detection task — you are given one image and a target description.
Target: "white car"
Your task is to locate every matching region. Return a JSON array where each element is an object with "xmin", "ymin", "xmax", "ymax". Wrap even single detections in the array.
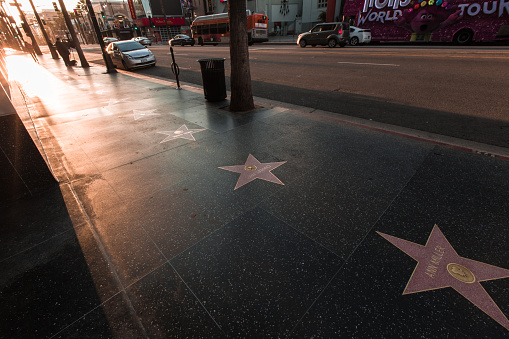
[
  {"xmin": 103, "ymin": 37, "xmax": 118, "ymax": 44},
  {"xmin": 131, "ymin": 37, "xmax": 152, "ymax": 46},
  {"xmin": 349, "ymin": 26, "xmax": 371, "ymax": 46}
]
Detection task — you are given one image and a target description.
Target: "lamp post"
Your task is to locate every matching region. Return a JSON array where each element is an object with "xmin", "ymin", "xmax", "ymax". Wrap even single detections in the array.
[
  {"xmin": 11, "ymin": 0, "xmax": 42, "ymax": 55},
  {"xmin": 28, "ymin": 0, "xmax": 58, "ymax": 59},
  {"xmin": 57, "ymin": 0, "xmax": 89, "ymax": 67},
  {"xmin": 84, "ymin": 0, "xmax": 116, "ymax": 73}
]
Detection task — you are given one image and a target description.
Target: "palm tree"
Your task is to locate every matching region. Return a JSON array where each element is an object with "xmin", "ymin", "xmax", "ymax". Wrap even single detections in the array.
[{"xmin": 228, "ymin": 0, "xmax": 254, "ymax": 112}]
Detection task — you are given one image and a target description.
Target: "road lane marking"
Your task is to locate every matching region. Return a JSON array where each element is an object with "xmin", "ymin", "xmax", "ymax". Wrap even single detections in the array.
[{"xmin": 337, "ymin": 61, "xmax": 399, "ymax": 66}]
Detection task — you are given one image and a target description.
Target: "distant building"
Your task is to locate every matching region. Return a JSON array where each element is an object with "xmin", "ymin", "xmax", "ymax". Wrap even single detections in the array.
[
  {"xmin": 92, "ymin": 1, "xmax": 133, "ymax": 40},
  {"xmin": 127, "ymin": 0, "xmax": 186, "ymax": 43},
  {"xmin": 189, "ymin": 0, "xmax": 343, "ymax": 36}
]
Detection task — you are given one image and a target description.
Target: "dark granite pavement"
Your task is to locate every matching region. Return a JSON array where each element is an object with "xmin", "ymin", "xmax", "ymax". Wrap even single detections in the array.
[{"xmin": 1, "ymin": 51, "xmax": 508, "ymax": 338}]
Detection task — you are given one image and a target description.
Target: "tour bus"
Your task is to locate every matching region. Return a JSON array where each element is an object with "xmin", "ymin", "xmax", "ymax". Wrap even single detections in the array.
[
  {"xmin": 191, "ymin": 10, "xmax": 269, "ymax": 46},
  {"xmin": 343, "ymin": 0, "xmax": 509, "ymax": 44}
]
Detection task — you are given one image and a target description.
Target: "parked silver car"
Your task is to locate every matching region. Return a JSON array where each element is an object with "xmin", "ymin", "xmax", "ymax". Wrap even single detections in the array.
[
  {"xmin": 297, "ymin": 22, "xmax": 350, "ymax": 48},
  {"xmin": 106, "ymin": 40, "xmax": 156, "ymax": 70}
]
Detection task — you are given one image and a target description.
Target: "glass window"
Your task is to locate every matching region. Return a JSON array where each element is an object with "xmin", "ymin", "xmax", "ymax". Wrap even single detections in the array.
[
  {"xmin": 318, "ymin": 0, "xmax": 327, "ymax": 8},
  {"xmin": 210, "ymin": 24, "xmax": 217, "ymax": 34},
  {"xmin": 218, "ymin": 22, "xmax": 227, "ymax": 34},
  {"xmin": 202, "ymin": 25, "xmax": 209, "ymax": 34}
]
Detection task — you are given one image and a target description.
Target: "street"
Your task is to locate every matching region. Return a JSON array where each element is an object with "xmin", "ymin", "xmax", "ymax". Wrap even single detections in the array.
[{"xmin": 85, "ymin": 43, "xmax": 509, "ymax": 147}]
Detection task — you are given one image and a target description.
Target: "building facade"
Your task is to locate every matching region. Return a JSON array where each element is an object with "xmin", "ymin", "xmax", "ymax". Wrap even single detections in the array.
[
  {"xmin": 188, "ymin": 0, "xmax": 343, "ymax": 36},
  {"xmin": 127, "ymin": 0, "xmax": 187, "ymax": 43}
]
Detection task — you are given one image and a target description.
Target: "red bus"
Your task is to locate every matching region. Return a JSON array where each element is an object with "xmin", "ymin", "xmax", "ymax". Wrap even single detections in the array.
[
  {"xmin": 343, "ymin": 0, "xmax": 509, "ymax": 44},
  {"xmin": 191, "ymin": 11, "xmax": 269, "ymax": 46}
]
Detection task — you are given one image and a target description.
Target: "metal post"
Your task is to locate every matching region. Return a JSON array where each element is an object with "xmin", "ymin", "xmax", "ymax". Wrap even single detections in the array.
[
  {"xmin": 12, "ymin": 0, "xmax": 42, "ymax": 55},
  {"xmin": 170, "ymin": 46, "xmax": 180, "ymax": 89},
  {"xmin": 84, "ymin": 0, "xmax": 116, "ymax": 73},
  {"xmin": 28, "ymin": 0, "xmax": 59, "ymax": 59},
  {"xmin": 57, "ymin": 0, "xmax": 89, "ymax": 68}
]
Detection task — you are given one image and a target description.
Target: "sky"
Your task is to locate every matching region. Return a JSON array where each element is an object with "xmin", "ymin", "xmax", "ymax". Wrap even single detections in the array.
[
  {"xmin": 16, "ymin": 0, "xmax": 81, "ymax": 11},
  {"xmin": 16, "ymin": 0, "xmax": 125, "ymax": 11}
]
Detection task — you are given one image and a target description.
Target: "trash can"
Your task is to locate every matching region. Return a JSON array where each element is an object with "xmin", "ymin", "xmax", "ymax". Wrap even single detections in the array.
[{"xmin": 197, "ymin": 58, "xmax": 226, "ymax": 102}]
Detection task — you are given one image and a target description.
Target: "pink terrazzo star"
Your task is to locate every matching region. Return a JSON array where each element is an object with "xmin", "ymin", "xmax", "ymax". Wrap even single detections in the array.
[
  {"xmin": 219, "ymin": 154, "xmax": 286, "ymax": 190},
  {"xmin": 378, "ymin": 225, "xmax": 509, "ymax": 331}
]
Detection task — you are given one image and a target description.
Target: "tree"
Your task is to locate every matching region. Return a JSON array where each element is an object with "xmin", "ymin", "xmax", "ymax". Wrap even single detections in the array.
[
  {"xmin": 318, "ymin": 11, "xmax": 327, "ymax": 22},
  {"xmin": 228, "ymin": 0, "xmax": 254, "ymax": 112}
]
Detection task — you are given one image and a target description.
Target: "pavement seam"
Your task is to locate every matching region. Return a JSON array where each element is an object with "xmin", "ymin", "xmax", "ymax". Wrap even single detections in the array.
[
  {"xmin": 48, "ymin": 290, "xmax": 124, "ymax": 339},
  {"xmin": 286, "ymin": 146, "xmax": 433, "ymax": 337},
  {"xmin": 132, "ymin": 225, "xmax": 228, "ymax": 336},
  {"xmin": 63, "ymin": 181, "xmax": 149, "ymax": 337}
]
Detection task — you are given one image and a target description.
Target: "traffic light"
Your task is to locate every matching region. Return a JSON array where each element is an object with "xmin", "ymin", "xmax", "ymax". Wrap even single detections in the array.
[
  {"xmin": 133, "ymin": 24, "xmax": 138, "ymax": 30},
  {"xmin": 52, "ymin": 2, "xmax": 59, "ymax": 12},
  {"xmin": 148, "ymin": 17, "xmax": 155, "ymax": 28},
  {"xmin": 101, "ymin": 11, "xmax": 105, "ymax": 19}
]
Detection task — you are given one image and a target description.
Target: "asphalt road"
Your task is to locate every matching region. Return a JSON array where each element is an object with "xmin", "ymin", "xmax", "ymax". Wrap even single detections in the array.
[{"xmin": 85, "ymin": 44, "xmax": 509, "ymax": 148}]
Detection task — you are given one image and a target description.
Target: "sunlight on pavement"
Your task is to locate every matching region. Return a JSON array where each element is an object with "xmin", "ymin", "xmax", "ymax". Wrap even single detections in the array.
[{"xmin": 6, "ymin": 53, "xmax": 64, "ymax": 99}]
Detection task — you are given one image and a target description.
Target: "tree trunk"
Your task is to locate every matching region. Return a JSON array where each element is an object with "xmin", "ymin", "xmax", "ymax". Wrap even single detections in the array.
[{"xmin": 228, "ymin": 0, "xmax": 255, "ymax": 112}]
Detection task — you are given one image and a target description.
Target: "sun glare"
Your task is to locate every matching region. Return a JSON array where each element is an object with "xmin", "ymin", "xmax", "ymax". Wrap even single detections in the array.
[{"xmin": 6, "ymin": 52, "xmax": 63, "ymax": 99}]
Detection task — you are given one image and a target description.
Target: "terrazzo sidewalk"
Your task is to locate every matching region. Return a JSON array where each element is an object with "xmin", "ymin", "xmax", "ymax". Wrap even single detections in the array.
[{"xmin": 1, "ymin": 51, "xmax": 509, "ymax": 338}]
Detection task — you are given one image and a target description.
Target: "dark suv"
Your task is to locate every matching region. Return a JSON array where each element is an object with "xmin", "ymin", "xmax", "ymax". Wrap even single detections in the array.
[{"xmin": 297, "ymin": 22, "xmax": 350, "ymax": 48}]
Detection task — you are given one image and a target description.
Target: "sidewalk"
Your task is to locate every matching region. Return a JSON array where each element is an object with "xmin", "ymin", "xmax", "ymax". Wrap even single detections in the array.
[{"xmin": 1, "ymin": 51, "xmax": 509, "ymax": 338}]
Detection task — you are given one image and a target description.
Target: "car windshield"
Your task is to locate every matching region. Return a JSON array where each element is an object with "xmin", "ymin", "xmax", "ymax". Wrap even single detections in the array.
[{"xmin": 117, "ymin": 41, "xmax": 144, "ymax": 52}]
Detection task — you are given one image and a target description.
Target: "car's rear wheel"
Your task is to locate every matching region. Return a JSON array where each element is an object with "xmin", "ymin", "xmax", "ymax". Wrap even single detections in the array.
[
  {"xmin": 328, "ymin": 38, "xmax": 337, "ymax": 48},
  {"xmin": 299, "ymin": 39, "xmax": 307, "ymax": 48},
  {"xmin": 350, "ymin": 37, "xmax": 359, "ymax": 46}
]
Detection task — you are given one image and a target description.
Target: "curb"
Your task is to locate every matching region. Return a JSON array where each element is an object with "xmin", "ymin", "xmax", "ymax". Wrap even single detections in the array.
[{"xmin": 81, "ymin": 59, "xmax": 509, "ymax": 162}]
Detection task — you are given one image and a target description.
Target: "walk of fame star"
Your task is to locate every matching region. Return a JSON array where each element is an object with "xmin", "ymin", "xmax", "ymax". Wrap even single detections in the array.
[
  {"xmin": 219, "ymin": 154, "xmax": 286, "ymax": 190},
  {"xmin": 378, "ymin": 225, "xmax": 509, "ymax": 331},
  {"xmin": 133, "ymin": 109, "xmax": 160, "ymax": 120},
  {"xmin": 107, "ymin": 98, "xmax": 129, "ymax": 106},
  {"xmin": 157, "ymin": 124, "xmax": 205, "ymax": 143}
]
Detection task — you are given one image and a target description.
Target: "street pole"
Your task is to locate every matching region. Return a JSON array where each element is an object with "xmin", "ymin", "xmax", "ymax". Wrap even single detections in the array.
[
  {"xmin": 2, "ymin": 1, "xmax": 25, "ymax": 51},
  {"xmin": 27, "ymin": 0, "xmax": 59, "ymax": 59},
  {"xmin": 80, "ymin": 8, "xmax": 97, "ymax": 43},
  {"xmin": 0, "ymin": 6, "xmax": 18, "ymax": 48},
  {"xmin": 57, "ymin": 0, "xmax": 89, "ymax": 68},
  {"xmin": 74, "ymin": 13, "xmax": 88, "ymax": 44},
  {"xmin": 11, "ymin": 0, "xmax": 42, "ymax": 55},
  {"xmin": 159, "ymin": 0, "xmax": 169, "ymax": 41},
  {"xmin": 84, "ymin": 0, "xmax": 116, "ymax": 73}
]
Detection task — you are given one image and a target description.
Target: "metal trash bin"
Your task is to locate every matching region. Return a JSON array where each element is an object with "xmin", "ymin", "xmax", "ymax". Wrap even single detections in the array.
[{"xmin": 197, "ymin": 58, "xmax": 226, "ymax": 102}]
